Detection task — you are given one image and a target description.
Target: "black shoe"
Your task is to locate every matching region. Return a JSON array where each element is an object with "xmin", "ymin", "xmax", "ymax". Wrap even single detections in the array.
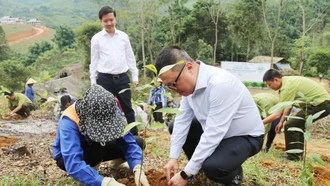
[
  {"xmin": 282, "ymin": 154, "xmax": 300, "ymax": 161},
  {"xmin": 226, "ymin": 171, "xmax": 243, "ymax": 186},
  {"xmin": 263, "ymin": 146, "xmax": 270, "ymax": 153}
]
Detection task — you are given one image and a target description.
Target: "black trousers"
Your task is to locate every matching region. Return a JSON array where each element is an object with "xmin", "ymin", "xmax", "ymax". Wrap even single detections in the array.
[
  {"xmin": 169, "ymin": 118, "xmax": 263, "ymax": 185},
  {"xmin": 153, "ymin": 103, "xmax": 164, "ymax": 123},
  {"xmin": 265, "ymin": 117, "xmax": 281, "ymax": 149},
  {"xmin": 56, "ymin": 136, "xmax": 145, "ymax": 171},
  {"xmin": 97, "ymin": 72, "xmax": 138, "ymax": 135},
  {"xmin": 284, "ymin": 101, "xmax": 330, "ymax": 160},
  {"xmin": 10, "ymin": 103, "xmax": 35, "ymax": 117}
]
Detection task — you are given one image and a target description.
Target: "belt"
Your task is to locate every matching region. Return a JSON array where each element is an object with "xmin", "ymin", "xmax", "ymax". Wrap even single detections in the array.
[{"xmin": 99, "ymin": 72, "xmax": 127, "ymax": 79}]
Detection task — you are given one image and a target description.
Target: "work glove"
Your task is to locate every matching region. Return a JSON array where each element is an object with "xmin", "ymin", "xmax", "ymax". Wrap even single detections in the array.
[
  {"xmin": 108, "ymin": 158, "xmax": 129, "ymax": 170},
  {"xmin": 101, "ymin": 177, "xmax": 125, "ymax": 186},
  {"xmin": 133, "ymin": 164, "xmax": 150, "ymax": 186}
]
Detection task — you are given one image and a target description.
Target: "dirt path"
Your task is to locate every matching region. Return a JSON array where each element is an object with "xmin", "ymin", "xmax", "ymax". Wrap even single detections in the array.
[{"xmin": 8, "ymin": 26, "xmax": 49, "ymax": 45}]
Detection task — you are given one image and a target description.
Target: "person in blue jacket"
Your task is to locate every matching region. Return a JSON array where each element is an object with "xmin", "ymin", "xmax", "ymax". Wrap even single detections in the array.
[
  {"xmin": 25, "ymin": 78, "xmax": 37, "ymax": 102},
  {"xmin": 147, "ymin": 78, "xmax": 167, "ymax": 123},
  {"xmin": 52, "ymin": 85, "xmax": 150, "ymax": 186}
]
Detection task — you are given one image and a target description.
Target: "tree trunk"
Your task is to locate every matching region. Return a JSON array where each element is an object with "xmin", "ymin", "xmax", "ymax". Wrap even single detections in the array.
[
  {"xmin": 299, "ymin": 3, "xmax": 306, "ymax": 76},
  {"xmin": 141, "ymin": 0, "xmax": 146, "ymax": 79},
  {"xmin": 246, "ymin": 31, "xmax": 250, "ymax": 62},
  {"xmin": 271, "ymin": 41, "xmax": 275, "ymax": 69},
  {"xmin": 213, "ymin": 20, "xmax": 218, "ymax": 65}
]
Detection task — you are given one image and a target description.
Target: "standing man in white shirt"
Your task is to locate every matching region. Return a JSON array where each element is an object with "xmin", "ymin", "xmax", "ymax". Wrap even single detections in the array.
[
  {"xmin": 90, "ymin": 6, "xmax": 139, "ymax": 135},
  {"xmin": 156, "ymin": 46, "xmax": 264, "ymax": 186}
]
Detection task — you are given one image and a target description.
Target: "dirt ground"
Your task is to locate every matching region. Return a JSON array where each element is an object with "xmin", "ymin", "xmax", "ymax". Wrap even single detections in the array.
[
  {"xmin": 0, "ymin": 80, "xmax": 330, "ymax": 185},
  {"xmin": 7, "ymin": 26, "xmax": 51, "ymax": 45}
]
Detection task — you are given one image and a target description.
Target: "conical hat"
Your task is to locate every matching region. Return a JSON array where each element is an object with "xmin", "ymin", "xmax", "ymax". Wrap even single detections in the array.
[{"xmin": 26, "ymin": 78, "xmax": 37, "ymax": 85}]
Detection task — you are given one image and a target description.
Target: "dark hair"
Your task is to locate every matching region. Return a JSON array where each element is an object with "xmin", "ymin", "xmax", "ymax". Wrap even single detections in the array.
[
  {"xmin": 263, "ymin": 69, "xmax": 283, "ymax": 82},
  {"xmin": 99, "ymin": 6, "xmax": 116, "ymax": 20},
  {"xmin": 60, "ymin": 95, "xmax": 71, "ymax": 107},
  {"xmin": 155, "ymin": 46, "xmax": 194, "ymax": 73},
  {"xmin": 4, "ymin": 91, "xmax": 14, "ymax": 96}
]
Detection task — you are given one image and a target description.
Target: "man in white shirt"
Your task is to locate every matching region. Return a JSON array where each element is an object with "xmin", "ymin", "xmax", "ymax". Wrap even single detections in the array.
[
  {"xmin": 90, "ymin": 6, "xmax": 139, "ymax": 135},
  {"xmin": 156, "ymin": 46, "xmax": 264, "ymax": 186}
]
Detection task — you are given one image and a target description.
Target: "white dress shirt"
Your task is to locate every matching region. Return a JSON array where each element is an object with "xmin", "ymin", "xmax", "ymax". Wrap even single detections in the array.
[
  {"xmin": 90, "ymin": 28, "xmax": 139, "ymax": 85},
  {"xmin": 170, "ymin": 62, "xmax": 264, "ymax": 175}
]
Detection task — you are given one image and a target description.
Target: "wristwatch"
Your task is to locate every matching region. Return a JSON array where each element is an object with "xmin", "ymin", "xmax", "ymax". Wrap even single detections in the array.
[{"xmin": 180, "ymin": 170, "xmax": 194, "ymax": 181}]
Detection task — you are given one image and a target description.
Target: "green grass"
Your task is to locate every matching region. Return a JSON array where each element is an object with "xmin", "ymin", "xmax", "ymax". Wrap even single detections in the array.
[
  {"xmin": 0, "ymin": 174, "xmax": 81, "ymax": 186},
  {"xmin": 9, "ymin": 28, "xmax": 55, "ymax": 53},
  {"xmin": 2, "ymin": 24, "xmax": 32, "ymax": 37}
]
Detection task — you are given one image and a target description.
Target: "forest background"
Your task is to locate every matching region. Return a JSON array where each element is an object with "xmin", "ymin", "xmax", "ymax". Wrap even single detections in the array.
[{"xmin": 1, "ymin": 0, "xmax": 330, "ymax": 92}]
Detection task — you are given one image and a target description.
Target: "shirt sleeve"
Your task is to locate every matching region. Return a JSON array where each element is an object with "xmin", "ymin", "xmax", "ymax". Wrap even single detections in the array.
[
  {"xmin": 90, "ymin": 35, "xmax": 99, "ymax": 85},
  {"xmin": 58, "ymin": 117, "xmax": 104, "ymax": 185},
  {"xmin": 169, "ymin": 97, "xmax": 194, "ymax": 159},
  {"xmin": 184, "ymin": 83, "xmax": 242, "ymax": 175},
  {"xmin": 124, "ymin": 34, "xmax": 139, "ymax": 82},
  {"xmin": 117, "ymin": 133, "xmax": 143, "ymax": 171}
]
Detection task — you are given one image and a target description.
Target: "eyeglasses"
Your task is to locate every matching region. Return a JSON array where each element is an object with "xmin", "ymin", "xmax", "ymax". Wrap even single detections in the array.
[{"xmin": 165, "ymin": 63, "xmax": 185, "ymax": 90}]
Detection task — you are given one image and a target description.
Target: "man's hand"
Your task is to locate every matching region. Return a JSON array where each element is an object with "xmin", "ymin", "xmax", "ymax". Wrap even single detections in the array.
[
  {"xmin": 275, "ymin": 122, "xmax": 284, "ymax": 134},
  {"xmin": 101, "ymin": 177, "xmax": 125, "ymax": 186},
  {"xmin": 133, "ymin": 81, "xmax": 139, "ymax": 92},
  {"xmin": 164, "ymin": 158, "xmax": 179, "ymax": 182},
  {"xmin": 168, "ymin": 172, "xmax": 188, "ymax": 186},
  {"xmin": 133, "ymin": 164, "xmax": 150, "ymax": 186}
]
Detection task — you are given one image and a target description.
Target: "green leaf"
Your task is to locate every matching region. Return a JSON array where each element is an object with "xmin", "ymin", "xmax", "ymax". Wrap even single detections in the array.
[
  {"xmin": 145, "ymin": 64, "xmax": 158, "ymax": 75},
  {"xmin": 304, "ymin": 131, "xmax": 311, "ymax": 141},
  {"xmin": 123, "ymin": 122, "xmax": 143, "ymax": 135},
  {"xmin": 158, "ymin": 60, "xmax": 185, "ymax": 76},
  {"xmin": 119, "ymin": 88, "xmax": 131, "ymax": 94},
  {"xmin": 297, "ymin": 92, "xmax": 305, "ymax": 98},
  {"xmin": 150, "ymin": 123, "xmax": 166, "ymax": 129},
  {"xmin": 268, "ymin": 101, "xmax": 294, "ymax": 114},
  {"xmin": 311, "ymin": 154, "xmax": 326, "ymax": 166},
  {"xmin": 306, "ymin": 115, "xmax": 313, "ymax": 130},
  {"xmin": 158, "ymin": 64, "xmax": 176, "ymax": 76},
  {"xmin": 307, "ymin": 162, "xmax": 313, "ymax": 171},
  {"xmin": 287, "ymin": 127, "xmax": 304, "ymax": 133},
  {"xmin": 146, "ymin": 136, "xmax": 159, "ymax": 143},
  {"xmin": 311, "ymin": 110, "xmax": 325, "ymax": 120},
  {"xmin": 154, "ymin": 108, "xmax": 183, "ymax": 114},
  {"xmin": 286, "ymin": 116, "xmax": 305, "ymax": 120},
  {"xmin": 292, "ymin": 100, "xmax": 304, "ymax": 105},
  {"xmin": 137, "ymin": 114, "xmax": 142, "ymax": 123},
  {"xmin": 286, "ymin": 149, "xmax": 304, "ymax": 154},
  {"xmin": 161, "ymin": 92, "xmax": 174, "ymax": 100},
  {"xmin": 136, "ymin": 84, "xmax": 154, "ymax": 91}
]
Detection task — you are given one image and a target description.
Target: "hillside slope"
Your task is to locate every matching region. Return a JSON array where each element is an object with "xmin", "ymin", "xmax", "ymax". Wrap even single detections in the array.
[{"xmin": 0, "ymin": 0, "xmax": 100, "ymax": 28}]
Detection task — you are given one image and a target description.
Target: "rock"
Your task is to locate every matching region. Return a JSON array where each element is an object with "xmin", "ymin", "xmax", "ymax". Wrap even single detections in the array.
[{"xmin": 11, "ymin": 145, "xmax": 31, "ymax": 156}]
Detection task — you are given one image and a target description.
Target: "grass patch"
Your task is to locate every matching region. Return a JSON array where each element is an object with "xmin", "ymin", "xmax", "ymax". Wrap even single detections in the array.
[
  {"xmin": 0, "ymin": 174, "xmax": 81, "ymax": 186},
  {"xmin": 2, "ymin": 24, "xmax": 32, "ymax": 37},
  {"xmin": 9, "ymin": 28, "xmax": 55, "ymax": 54}
]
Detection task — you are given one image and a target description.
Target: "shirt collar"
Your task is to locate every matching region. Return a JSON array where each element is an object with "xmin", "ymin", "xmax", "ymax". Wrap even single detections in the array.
[
  {"xmin": 101, "ymin": 28, "xmax": 118, "ymax": 36},
  {"xmin": 192, "ymin": 61, "xmax": 208, "ymax": 95}
]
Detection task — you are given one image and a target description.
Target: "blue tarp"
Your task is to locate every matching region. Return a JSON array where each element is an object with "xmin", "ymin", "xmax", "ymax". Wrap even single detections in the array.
[{"xmin": 275, "ymin": 63, "xmax": 292, "ymax": 70}]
